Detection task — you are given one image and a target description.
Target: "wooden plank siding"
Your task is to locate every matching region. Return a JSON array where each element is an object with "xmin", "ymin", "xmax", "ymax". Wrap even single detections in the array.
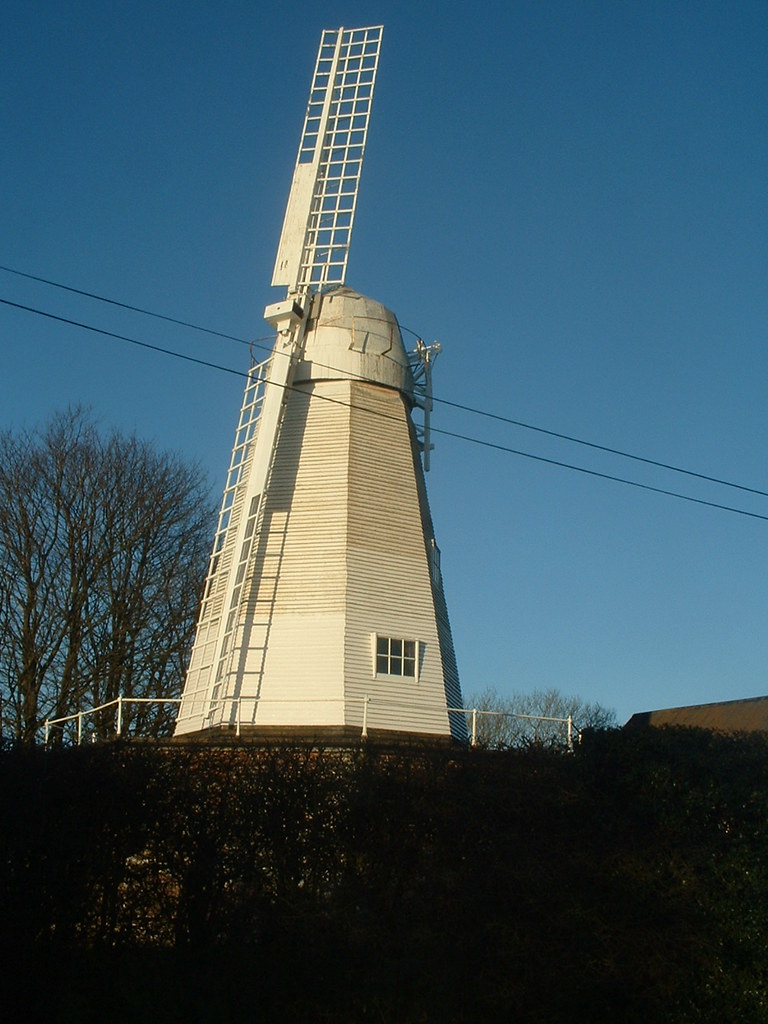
[
  {"xmin": 233, "ymin": 380, "xmax": 350, "ymax": 724},
  {"xmin": 344, "ymin": 382, "xmax": 456, "ymax": 737},
  {"xmin": 176, "ymin": 288, "xmax": 466, "ymax": 742}
]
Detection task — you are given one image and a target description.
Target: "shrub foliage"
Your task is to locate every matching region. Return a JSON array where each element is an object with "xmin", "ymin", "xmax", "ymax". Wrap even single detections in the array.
[{"xmin": 2, "ymin": 729, "xmax": 767, "ymax": 1022}]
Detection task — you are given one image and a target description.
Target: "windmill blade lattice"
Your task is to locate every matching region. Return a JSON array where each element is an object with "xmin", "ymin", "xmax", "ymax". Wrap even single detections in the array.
[{"xmin": 272, "ymin": 26, "xmax": 383, "ymax": 296}]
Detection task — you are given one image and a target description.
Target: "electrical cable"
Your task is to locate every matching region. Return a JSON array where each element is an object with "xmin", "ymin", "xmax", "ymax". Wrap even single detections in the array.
[
  {"xmin": 3, "ymin": 261, "xmax": 766, "ymax": 502},
  {"xmin": 432, "ymin": 426, "xmax": 768, "ymax": 522},
  {"xmin": 431, "ymin": 396, "xmax": 768, "ymax": 500},
  {"xmin": 0, "ymin": 297, "xmax": 246, "ymax": 380},
  {"xmin": 3, "ymin": 295, "xmax": 768, "ymax": 525},
  {"xmin": 0, "ymin": 263, "xmax": 274, "ymax": 351}
]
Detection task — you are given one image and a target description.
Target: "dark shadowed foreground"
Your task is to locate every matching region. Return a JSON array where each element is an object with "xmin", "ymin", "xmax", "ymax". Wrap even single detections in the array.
[{"xmin": 2, "ymin": 730, "xmax": 767, "ymax": 1023}]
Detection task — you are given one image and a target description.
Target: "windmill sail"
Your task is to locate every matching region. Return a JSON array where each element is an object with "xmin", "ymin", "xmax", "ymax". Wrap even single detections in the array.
[
  {"xmin": 272, "ymin": 25, "xmax": 382, "ymax": 295},
  {"xmin": 175, "ymin": 26, "xmax": 467, "ymax": 743}
]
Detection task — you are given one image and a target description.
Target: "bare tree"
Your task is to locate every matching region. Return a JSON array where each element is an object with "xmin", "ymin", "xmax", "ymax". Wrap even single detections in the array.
[
  {"xmin": 467, "ymin": 685, "xmax": 617, "ymax": 749},
  {"xmin": 0, "ymin": 408, "xmax": 212, "ymax": 743}
]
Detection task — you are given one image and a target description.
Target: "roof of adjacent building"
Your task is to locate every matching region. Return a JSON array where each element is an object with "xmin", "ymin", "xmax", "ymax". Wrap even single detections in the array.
[{"xmin": 625, "ymin": 695, "xmax": 768, "ymax": 733}]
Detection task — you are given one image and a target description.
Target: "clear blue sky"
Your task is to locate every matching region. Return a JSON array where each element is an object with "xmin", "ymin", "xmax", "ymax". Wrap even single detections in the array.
[{"xmin": 3, "ymin": 1, "xmax": 768, "ymax": 725}]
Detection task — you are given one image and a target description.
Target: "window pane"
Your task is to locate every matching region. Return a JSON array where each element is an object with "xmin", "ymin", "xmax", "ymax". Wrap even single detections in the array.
[{"xmin": 375, "ymin": 636, "xmax": 417, "ymax": 677}]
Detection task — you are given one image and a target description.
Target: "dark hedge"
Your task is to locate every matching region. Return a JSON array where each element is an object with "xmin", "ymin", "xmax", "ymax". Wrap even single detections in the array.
[{"xmin": 2, "ymin": 729, "xmax": 767, "ymax": 1022}]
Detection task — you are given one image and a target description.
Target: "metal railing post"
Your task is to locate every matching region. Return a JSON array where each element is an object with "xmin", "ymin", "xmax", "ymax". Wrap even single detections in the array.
[
  {"xmin": 471, "ymin": 707, "xmax": 477, "ymax": 747},
  {"xmin": 361, "ymin": 695, "xmax": 369, "ymax": 739},
  {"xmin": 116, "ymin": 695, "xmax": 123, "ymax": 738},
  {"xmin": 567, "ymin": 714, "xmax": 573, "ymax": 752},
  {"xmin": 77, "ymin": 711, "xmax": 83, "ymax": 746},
  {"xmin": 45, "ymin": 719, "xmax": 50, "ymax": 747}
]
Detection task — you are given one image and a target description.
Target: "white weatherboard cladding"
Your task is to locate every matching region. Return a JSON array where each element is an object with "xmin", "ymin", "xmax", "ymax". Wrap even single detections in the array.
[
  {"xmin": 222, "ymin": 380, "xmax": 350, "ymax": 726},
  {"xmin": 175, "ymin": 288, "xmax": 465, "ymax": 741},
  {"xmin": 343, "ymin": 384, "xmax": 451, "ymax": 735},
  {"xmin": 235, "ymin": 374, "xmax": 450, "ymax": 735}
]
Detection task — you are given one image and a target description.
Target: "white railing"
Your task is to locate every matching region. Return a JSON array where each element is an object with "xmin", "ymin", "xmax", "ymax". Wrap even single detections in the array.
[
  {"xmin": 43, "ymin": 697, "xmax": 182, "ymax": 746},
  {"xmin": 42, "ymin": 696, "xmax": 578, "ymax": 751},
  {"xmin": 465, "ymin": 707, "xmax": 577, "ymax": 749}
]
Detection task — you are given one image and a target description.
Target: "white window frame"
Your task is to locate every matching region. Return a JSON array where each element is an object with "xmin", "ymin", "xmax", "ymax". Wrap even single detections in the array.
[{"xmin": 371, "ymin": 633, "xmax": 420, "ymax": 681}]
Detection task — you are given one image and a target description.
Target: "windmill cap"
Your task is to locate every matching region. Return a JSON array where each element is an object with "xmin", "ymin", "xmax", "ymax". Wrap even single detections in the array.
[{"xmin": 294, "ymin": 286, "xmax": 415, "ymax": 395}]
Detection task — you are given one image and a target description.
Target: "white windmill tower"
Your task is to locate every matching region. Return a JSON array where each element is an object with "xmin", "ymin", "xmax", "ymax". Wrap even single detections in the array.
[{"xmin": 175, "ymin": 25, "xmax": 466, "ymax": 743}]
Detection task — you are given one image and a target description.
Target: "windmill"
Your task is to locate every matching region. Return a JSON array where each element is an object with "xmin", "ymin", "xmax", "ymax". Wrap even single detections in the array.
[{"xmin": 175, "ymin": 26, "xmax": 466, "ymax": 743}]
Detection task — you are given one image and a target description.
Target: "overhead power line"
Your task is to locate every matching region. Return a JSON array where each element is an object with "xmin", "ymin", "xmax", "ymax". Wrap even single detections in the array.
[
  {"xmin": 0, "ymin": 263, "xmax": 274, "ymax": 350},
  {"xmin": 433, "ymin": 396, "xmax": 768, "ymax": 500},
  {"xmin": 3, "ymin": 262, "xmax": 766, "ymax": 502},
  {"xmin": 434, "ymin": 426, "xmax": 768, "ymax": 522},
  {"xmin": 0, "ymin": 297, "xmax": 246, "ymax": 380},
  {"xmin": 3, "ymin": 294, "xmax": 768, "ymax": 525}
]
